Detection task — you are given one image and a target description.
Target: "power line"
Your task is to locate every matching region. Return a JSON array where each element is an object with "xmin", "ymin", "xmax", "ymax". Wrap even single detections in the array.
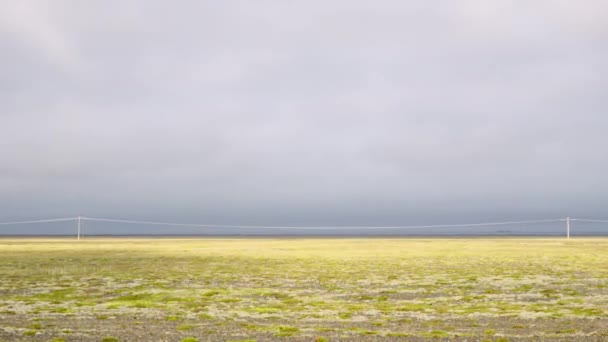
[
  {"xmin": 81, "ymin": 217, "xmax": 562, "ymax": 230},
  {"xmin": 0, "ymin": 217, "xmax": 77, "ymax": 226},
  {"xmin": 571, "ymin": 218, "xmax": 608, "ymax": 223},
  {"xmin": 1, "ymin": 216, "xmax": 607, "ymax": 231}
]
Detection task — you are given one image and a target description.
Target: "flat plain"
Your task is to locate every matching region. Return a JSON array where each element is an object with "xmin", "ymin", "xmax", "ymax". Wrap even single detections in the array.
[{"xmin": 1, "ymin": 238, "xmax": 607, "ymax": 341}]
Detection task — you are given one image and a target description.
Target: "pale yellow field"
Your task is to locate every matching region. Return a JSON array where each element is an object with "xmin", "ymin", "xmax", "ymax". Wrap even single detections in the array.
[{"xmin": 1, "ymin": 238, "xmax": 607, "ymax": 341}]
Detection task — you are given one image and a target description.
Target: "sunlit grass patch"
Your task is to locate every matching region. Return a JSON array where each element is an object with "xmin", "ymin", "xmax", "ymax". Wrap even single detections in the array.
[
  {"xmin": 100, "ymin": 337, "xmax": 119, "ymax": 342},
  {"xmin": 177, "ymin": 324, "xmax": 195, "ymax": 331},
  {"xmin": 422, "ymin": 330, "xmax": 450, "ymax": 338},
  {"xmin": 180, "ymin": 338, "xmax": 198, "ymax": 342}
]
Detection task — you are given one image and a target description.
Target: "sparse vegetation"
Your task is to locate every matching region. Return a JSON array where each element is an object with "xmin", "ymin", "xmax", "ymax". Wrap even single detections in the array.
[
  {"xmin": 180, "ymin": 338, "xmax": 198, "ymax": 342},
  {"xmin": 0, "ymin": 238, "xmax": 607, "ymax": 341},
  {"xmin": 100, "ymin": 337, "xmax": 119, "ymax": 342},
  {"xmin": 177, "ymin": 324, "xmax": 195, "ymax": 331}
]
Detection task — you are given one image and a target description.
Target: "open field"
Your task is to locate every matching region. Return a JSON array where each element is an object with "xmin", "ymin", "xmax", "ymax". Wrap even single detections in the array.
[{"xmin": 1, "ymin": 238, "xmax": 608, "ymax": 341}]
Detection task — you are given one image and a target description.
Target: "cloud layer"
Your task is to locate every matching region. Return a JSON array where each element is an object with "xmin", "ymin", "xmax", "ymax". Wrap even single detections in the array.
[{"xmin": 1, "ymin": 1, "xmax": 607, "ymax": 228}]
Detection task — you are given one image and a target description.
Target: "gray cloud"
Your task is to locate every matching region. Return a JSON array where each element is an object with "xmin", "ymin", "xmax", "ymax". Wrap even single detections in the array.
[{"xmin": 1, "ymin": 1, "xmax": 607, "ymax": 230}]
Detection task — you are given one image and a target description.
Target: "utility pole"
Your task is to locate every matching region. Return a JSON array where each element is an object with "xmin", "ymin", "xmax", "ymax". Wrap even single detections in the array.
[
  {"xmin": 77, "ymin": 216, "xmax": 81, "ymax": 241},
  {"xmin": 566, "ymin": 216, "xmax": 570, "ymax": 239}
]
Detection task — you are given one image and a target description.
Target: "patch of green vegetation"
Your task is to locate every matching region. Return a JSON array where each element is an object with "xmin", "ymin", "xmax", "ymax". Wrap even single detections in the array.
[
  {"xmin": 514, "ymin": 284, "xmax": 534, "ymax": 292},
  {"xmin": 23, "ymin": 330, "xmax": 37, "ymax": 336},
  {"xmin": 337, "ymin": 311, "xmax": 353, "ymax": 319},
  {"xmin": 422, "ymin": 330, "xmax": 450, "ymax": 338},
  {"xmin": 180, "ymin": 338, "xmax": 198, "ymax": 342},
  {"xmin": 24, "ymin": 288, "xmax": 77, "ymax": 302},
  {"xmin": 460, "ymin": 295, "xmax": 476, "ymax": 302},
  {"xmin": 28, "ymin": 323, "xmax": 42, "ymax": 329},
  {"xmin": 386, "ymin": 332, "xmax": 410, "ymax": 337},
  {"xmin": 177, "ymin": 324, "xmax": 195, "ymax": 331},
  {"xmin": 50, "ymin": 338, "xmax": 66, "ymax": 342},
  {"xmin": 483, "ymin": 288, "xmax": 500, "ymax": 294},
  {"xmin": 240, "ymin": 323, "xmax": 264, "ymax": 331},
  {"xmin": 371, "ymin": 321, "xmax": 386, "ymax": 327},
  {"xmin": 315, "ymin": 327, "xmax": 335, "ymax": 332},
  {"xmin": 218, "ymin": 298, "xmax": 241, "ymax": 303},
  {"xmin": 307, "ymin": 301, "xmax": 327, "ymax": 307},
  {"xmin": 569, "ymin": 307, "xmax": 603, "ymax": 316},
  {"xmin": 556, "ymin": 328, "xmax": 578, "ymax": 334},
  {"xmin": 251, "ymin": 307, "xmax": 282, "ymax": 314},
  {"xmin": 101, "ymin": 337, "xmax": 119, "ymax": 342},
  {"xmin": 202, "ymin": 290, "xmax": 222, "ymax": 297}
]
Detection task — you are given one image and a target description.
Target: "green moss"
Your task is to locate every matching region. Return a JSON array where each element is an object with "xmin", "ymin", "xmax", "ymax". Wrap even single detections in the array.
[
  {"xmin": 240, "ymin": 323, "xmax": 265, "ymax": 331},
  {"xmin": 514, "ymin": 285, "xmax": 534, "ymax": 292},
  {"xmin": 218, "ymin": 298, "xmax": 241, "ymax": 303},
  {"xmin": 101, "ymin": 337, "xmax": 119, "ymax": 342},
  {"xmin": 423, "ymin": 330, "xmax": 450, "ymax": 338},
  {"xmin": 570, "ymin": 307, "xmax": 603, "ymax": 316},
  {"xmin": 337, "ymin": 312, "xmax": 353, "ymax": 319},
  {"xmin": 386, "ymin": 332, "xmax": 410, "ymax": 337},
  {"xmin": 484, "ymin": 288, "xmax": 500, "ymax": 294},
  {"xmin": 556, "ymin": 329, "xmax": 578, "ymax": 334},
  {"xmin": 180, "ymin": 338, "xmax": 198, "ymax": 342},
  {"xmin": 252, "ymin": 307, "xmax": 281, "ymax": 314},
  {"xmin": 24, "ymin": 289, "xmax": 76, "ymax": 302}
]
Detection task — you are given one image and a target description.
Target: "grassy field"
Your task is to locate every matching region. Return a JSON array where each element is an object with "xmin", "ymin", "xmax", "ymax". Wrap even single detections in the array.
[{"xmin": 1, "ymin": 238, "xmax": 608, "ymax": 341}]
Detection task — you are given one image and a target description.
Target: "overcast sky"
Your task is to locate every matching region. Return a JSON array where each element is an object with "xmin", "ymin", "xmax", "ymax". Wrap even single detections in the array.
[{"xmin": 1, "ymin": 1, "xmax": 607, "ymax": 227}]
